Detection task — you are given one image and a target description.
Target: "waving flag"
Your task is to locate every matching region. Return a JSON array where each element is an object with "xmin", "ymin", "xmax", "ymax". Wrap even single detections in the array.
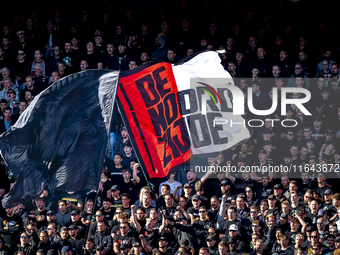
[
  {"xmin": 0, "ymin": 70, "xmax": 119, "ymax": 208},
  {"xmin": 117, "ymin": 51, "xmax": 252, "ymax": 178}
]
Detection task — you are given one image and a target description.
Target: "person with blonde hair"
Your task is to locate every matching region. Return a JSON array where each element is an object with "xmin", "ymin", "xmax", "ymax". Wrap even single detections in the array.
[{"xmin": 135, "ymin": 186, "xmax": 156, "ymax": 207}]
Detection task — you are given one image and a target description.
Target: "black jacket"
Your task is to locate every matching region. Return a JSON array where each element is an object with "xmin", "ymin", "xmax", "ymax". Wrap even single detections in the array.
[{"xmin": 92, "ymin": 231, "xmax": 113, "ymax": 254}]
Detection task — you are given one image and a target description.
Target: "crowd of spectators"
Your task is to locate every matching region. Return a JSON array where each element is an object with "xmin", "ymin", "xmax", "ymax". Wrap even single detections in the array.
[{"xmin": 1, "ymin": 0, "xmax": 340, "ymax": 255}]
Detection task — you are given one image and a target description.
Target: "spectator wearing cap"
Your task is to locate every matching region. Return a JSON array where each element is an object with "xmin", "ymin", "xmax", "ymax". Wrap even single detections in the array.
[
  {"xmin": 43, "ymin": 210, "xmax": 62, "ymax": 233},
  {"xmin": 187, "ymin": 194, "xmax": 202, "ymax": 223},
  {"xmin": 182, "ymin": 183, "xmax": 193, "ymax": 204},
  {"xmin": 119, "ymin": 243, "xmax": 129, "ymax": 255},
  {"xmin": 205, "ymin": 235, "xmax": 218, "ymax": 254},
  {"xmin": 156, "ymin": 236, "xmax": 171, "ymax": 255},
  {"xmin": 267, "ymin": 194, "xmax": 280, "ymax": 223},
  {"xmin": 218, "ymin": 179, "xmax": 235, "ymax": 206},
  {"xmin": 322, "ymin": 189, "xmax": 335, "ymax": 216},
  {"xmin": 110, "ymin": 184, "xmax": 123, "ymax": 209},
  {"xmin": 95, "ymin": 245, "xmax": 105, "ymax": 255},
  {"xmin": 131, "ymin": 242, "xmax": 143, "ymax": 255},
  {"xmin": 83, "ymin": 40, "xmax": 103, "ymax": 69},
  {"xmin": 122, "ymin": 139, "xmax": 136, "ymax": 167},
  {"xmin": 60, "ymin": 245, "xmax": 74, "ymax": 255},
  {"xmin": 221, "ymin": 224, "xmax": 245, "ymax": 251},
  {"xmin": 320, "ymin": 129, "xmax": 336, "ymax": 153},
  {"xmin": 273, "ymin": 184, "xmax": 286, "ymax": 203},
  {"xmin": 278, "ymin": 213, "xmax": 290, "ymax": 233},
  {"xmin": 165, "ymin": 215, "xmax": 199, "ymax": 254},
  {"xmin": 65, "ymin": 210, "xmax": 86, "ymax": 239}
]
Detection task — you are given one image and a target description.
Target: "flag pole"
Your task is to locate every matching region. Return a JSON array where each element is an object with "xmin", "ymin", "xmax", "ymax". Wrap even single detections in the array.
[
  {"xmin": 81, "ymin": 189, "xmax": 99, "ymax": 255},
  {"xmin": 82, "ymin": 71, "xmax": 120, "ymax": 255}
]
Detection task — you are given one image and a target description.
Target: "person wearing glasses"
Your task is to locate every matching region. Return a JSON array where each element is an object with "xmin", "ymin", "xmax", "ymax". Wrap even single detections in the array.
[
  {"xmin": 12, "ymin": 49, "xmax": 28, "ymax": 86},
  {"xmin": 47, "ymin": 45, "xmax": 63, "ymax": 72},
  {"xmin": 287, "ymin": 62, "xmax": 310, "ymax": 89},
  {"xmin": 12, "ymin": 232, "xmax": 36, "ymax": 255},
  {"xmin": 88, "ymin": 210, "xmax": 105, "ymax": 237},
  {"xmin": 46, "ymin": 223, "xmax": 59, "ymax": 243},
  {"xmin": 192, "ymin": 206, "xmax": 214, "ymax": 245},
  {"xmin": 113, "ymin": 222, "xmax": 136, "ymax": 254}
]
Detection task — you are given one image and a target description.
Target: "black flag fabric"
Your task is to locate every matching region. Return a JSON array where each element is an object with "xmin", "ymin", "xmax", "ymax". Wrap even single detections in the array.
[{"xmin": 0, "ymin": 70, "xmax": 119, "ymax": 208}]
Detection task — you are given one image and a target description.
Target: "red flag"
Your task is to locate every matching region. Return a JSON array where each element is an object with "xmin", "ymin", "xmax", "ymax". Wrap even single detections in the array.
[{"xmin": 117, "ymin": 62, "xmax": 191, "ymax": 178}]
